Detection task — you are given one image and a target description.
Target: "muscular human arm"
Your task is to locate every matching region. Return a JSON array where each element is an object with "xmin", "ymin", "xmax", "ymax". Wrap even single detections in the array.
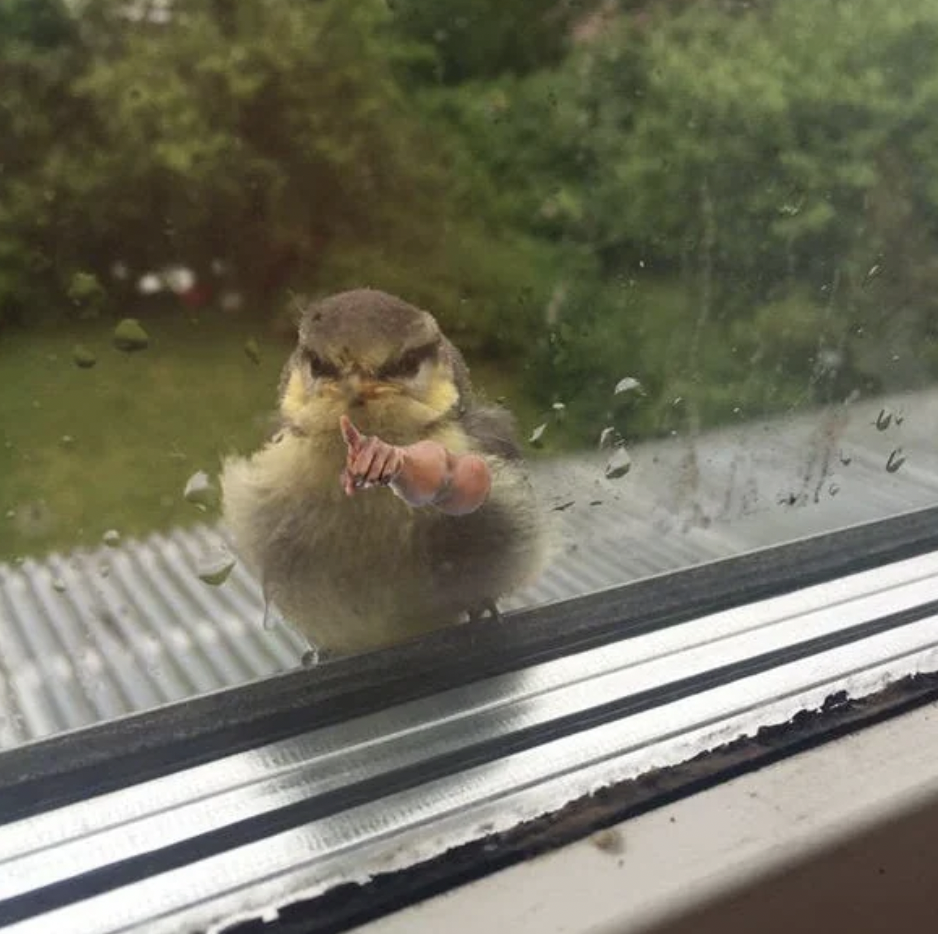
[{"xmin": 339, "ymin": 415, "xmax": 491, "ymax": 516}]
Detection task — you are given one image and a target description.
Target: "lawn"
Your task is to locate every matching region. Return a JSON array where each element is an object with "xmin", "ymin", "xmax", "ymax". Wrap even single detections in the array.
[
  {"xmin": 0, "ymin": 308, "xmax": 549, "ymax": 562},
  {"xmin": 0, "ymin": 309, "xmax": 289, "ymax": 561}
]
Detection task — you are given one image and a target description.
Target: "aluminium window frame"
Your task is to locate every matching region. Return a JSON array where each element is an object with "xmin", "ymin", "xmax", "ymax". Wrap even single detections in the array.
[{"xmin": 2, "ymin": 504, "xmax": 938, "ymax": 931}]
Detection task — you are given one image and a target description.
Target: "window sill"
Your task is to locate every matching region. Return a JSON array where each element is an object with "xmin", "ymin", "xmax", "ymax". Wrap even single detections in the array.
[{"xmin": 361, "ymin": 697, "xmax": 938, "ymax": 934}]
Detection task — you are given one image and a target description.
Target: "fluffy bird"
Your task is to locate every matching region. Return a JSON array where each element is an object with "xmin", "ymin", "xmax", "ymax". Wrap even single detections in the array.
[{"xmin": 221, "ymin": 289, "xmax": 545, "ymax": 657}]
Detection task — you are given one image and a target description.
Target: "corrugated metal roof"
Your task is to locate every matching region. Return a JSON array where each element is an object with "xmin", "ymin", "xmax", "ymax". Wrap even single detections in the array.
[{"xmin": 1, "ymin": 389, "xmax": 937, "ymax": 748}]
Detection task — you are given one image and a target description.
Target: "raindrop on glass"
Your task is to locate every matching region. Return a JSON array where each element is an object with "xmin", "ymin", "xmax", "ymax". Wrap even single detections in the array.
[
  {"xmin": 183, "ymin": 470, "xmax": 220, "ymax": 510},
  {"xmin": 72, "ymin": 344, "xmax": 97, "ymax": 369},
  {"xmin": 102, "ymin": 529, "xmax": 121, "ymax": 548},
  {"xmin": 261, "ymin": 595, "xmax": 285, "ymax": 631},
  {"xmin": 886, "ymin": 449, "xmax": 906, "ymax": 474},
  {"xmin": 604, "ymin": 446, "xmax": 632, "ymax": 480},
  {"xmin": 112, "ymin": 318, "xmax": 150, "ymax": 352},
  {"xmin": 244, "ymin": 338, "xmax": 261, "ymax": 364},
  {"xmin": 598, "ymin": 427, "xmax": 618, "ymax": 449},
  {"xmin": 529, "ymin": 423, "xmax": 547, "ymax": 446},
  {"xmin": 614, "ymin": 376, "xmax": 642, "ymax": 395},
  {"xmin": 196, "ymin": 553, "xmax": 235, "ymax": 587},
  {"xmin": 51, "ymin": 578, "xmax": 67, "ymax": 593}
]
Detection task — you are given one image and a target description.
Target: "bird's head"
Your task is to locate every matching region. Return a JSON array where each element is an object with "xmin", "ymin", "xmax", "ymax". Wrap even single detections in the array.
[{"xmin": 279, "ymin": 289, "xmax": 471, "ymax": 443}]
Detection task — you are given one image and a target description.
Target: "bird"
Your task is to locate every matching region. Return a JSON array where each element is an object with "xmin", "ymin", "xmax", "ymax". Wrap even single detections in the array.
[{"xmin": 220, "ymin": 288, "xmax": 546, "ymax": 658}]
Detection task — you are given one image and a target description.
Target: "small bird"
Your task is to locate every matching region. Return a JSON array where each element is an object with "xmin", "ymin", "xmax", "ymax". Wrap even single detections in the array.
[{"xmin": 221, "ymin": 289, "xmax": 546, "ymax": 658}]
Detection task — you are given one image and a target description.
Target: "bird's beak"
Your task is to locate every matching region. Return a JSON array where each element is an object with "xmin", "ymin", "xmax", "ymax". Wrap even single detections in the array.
[{"xmin": 343, "ymin": 374, "xmax": 392, "ymax": 406}]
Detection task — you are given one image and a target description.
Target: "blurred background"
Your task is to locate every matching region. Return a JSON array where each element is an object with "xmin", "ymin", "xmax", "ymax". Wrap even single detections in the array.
[
  {"xmin": 5, "ymin": 0, "xmax": 938, "ymax": 749},
  {"xmin": 4, "ymin": 0, "xmax": 938, "ymax": 562}
]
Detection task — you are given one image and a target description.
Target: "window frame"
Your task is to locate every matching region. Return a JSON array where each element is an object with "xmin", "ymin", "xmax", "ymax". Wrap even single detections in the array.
[{"xmin": 3, "ymin": 505, "xmax": 938, "ymax": 932}]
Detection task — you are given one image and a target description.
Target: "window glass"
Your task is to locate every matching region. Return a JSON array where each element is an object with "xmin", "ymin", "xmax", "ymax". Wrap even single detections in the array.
[{"xmin": 2, "ymin": 0, "xmax": 936, "ymax": 746}]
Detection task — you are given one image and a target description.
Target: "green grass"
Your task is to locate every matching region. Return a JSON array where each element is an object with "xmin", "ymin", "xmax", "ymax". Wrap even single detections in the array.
[
  {"xmin": 0, "ymin": 311, "xmax": 288, "ymax": 561},
  {"xmin": 0, "ymin": 310, "xmax": 545, "ymax": 561}
]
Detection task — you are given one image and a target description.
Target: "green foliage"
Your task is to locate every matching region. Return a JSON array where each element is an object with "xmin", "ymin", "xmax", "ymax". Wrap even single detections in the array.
[
  {"xmin": 313, "ymin": 224, "xmax": 561, "ymax": 358},
  {"xmin": 6, "ymin": 0, "xmax": 938, "ymax": 460},
  {"xmin": 387, "ymin": 0, "xmax": 594, "ymax": 84},
  {"xmin": 425, "ymin": 0, "xmax": 938, "ymax": 436},
  {"xmin": 0, "ymin": 0, "xmax": 468, "ymax": 321}
]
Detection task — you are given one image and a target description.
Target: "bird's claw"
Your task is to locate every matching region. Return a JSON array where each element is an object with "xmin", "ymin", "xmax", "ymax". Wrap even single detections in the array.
[
  {"xmin": 467, "ymin": 598, "xmax": 502, "ymax": 624},
  {"xmin": 300, "ymin": 646, "xmax": 333, "ymax": 668}
]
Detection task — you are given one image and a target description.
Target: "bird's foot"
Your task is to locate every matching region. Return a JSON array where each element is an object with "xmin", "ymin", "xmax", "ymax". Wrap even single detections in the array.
[
  {"xmin": 300, "ymin": 646, "xmax": 332, "ymax": 668},
  {"xmin": 466, "ymin": 598, "xmax": 502, "ymax": 624}
]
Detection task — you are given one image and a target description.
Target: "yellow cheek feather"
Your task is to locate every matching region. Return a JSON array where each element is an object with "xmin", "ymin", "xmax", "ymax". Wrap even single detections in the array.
[
  {"xmin": 280, "ymin": 369, "xmax": 344, "ymax": 435},
  {"xmin": 279, "ymin": 361, "xmax": 465, "ymax": 443},
  {"xmin": 280, "ymin": 370, "xmax": 308, "ymax": 424},
  {"xmin": 422, "ymin": 363, "xmax": 459, "ymax": 416}
]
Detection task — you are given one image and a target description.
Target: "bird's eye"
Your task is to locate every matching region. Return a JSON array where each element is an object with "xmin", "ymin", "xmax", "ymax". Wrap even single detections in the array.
[
  {"xmin": 379, "ymin": 344, "xmax": 436, "ymax": 380},
  {"xmin": 307, "ymin": 352, "xmax": 339, "ymax": 379}
]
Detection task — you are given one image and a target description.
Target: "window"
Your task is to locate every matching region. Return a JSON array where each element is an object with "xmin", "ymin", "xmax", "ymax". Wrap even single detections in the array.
[{"xmin": 2, "ymin": 0, "xmax": 938, "ymax": 930}]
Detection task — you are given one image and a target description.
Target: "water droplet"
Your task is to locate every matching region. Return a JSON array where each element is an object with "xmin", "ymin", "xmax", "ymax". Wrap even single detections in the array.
[
  {"xmin": 829, "ymin": 482, "xmax": 840, "ymax": 497},
  {"xmin": 52, "ymin": 578, "xmax": 67, "ymax": 593},
  {"xmin": 529, "ymin": 423, "xmax": 547, "ymax": 446},
  {"xmin": 244, "ymin": 338, "xmax": 261, "ymax": 364},
  {"xmin": 598, "ymin": 427, "xmax": 618, "ymax": 449},
  {"xmin": 112, "ymin": 318, "xmax": 150, "ymax": 352},
  {"xmin": 102, "ymin": 529, "xmax": 121, "ymax": 548},
  {"xmin": 839, "ymin": 450, "xmax": 852, "ymax": 466},
  {"xmin": 99, "ymin": 563, "xmax": 110, "ymax": 578},
  {"xmin": 196, "ymin": 553, "xmax": 235, "ymax": 586},
  {"xmin": 614, "ymin": 377, "xmax": 642, "ymax": 395},
  {"xmin": 72, "ymin": 344, "xmax": 97, "ymax": 369},
  {"xmin": 183, "ymin": 470, "xmax": 220, "ymax": 510},
  {"xmin": 604, "ymin": 446, "xmax": 632, "ymax": 480},
  {"xmin": 551, "ymin": 401, "xmax": 565, "ymax": 412},
  {"xmin": 60, "ymin": 435, "xmax": 76, "ymax": 448},
  {"xmin": 551, "ymin": 500, "xmax": 575, "ymax": 512},
  {"xmin": 875, "ymin": 409, "xmax": 892, "ymax": 431},
  {"xmin": 886, "ymin": 449, "xmax": 906, "ymax": 474},
  {"xmin": 262, "ymin": 594, "xmax": 285, "ymax": 631},
  {"xmin": 301, "ymin": 648, "xmax": 320, "ymax": 668}
]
